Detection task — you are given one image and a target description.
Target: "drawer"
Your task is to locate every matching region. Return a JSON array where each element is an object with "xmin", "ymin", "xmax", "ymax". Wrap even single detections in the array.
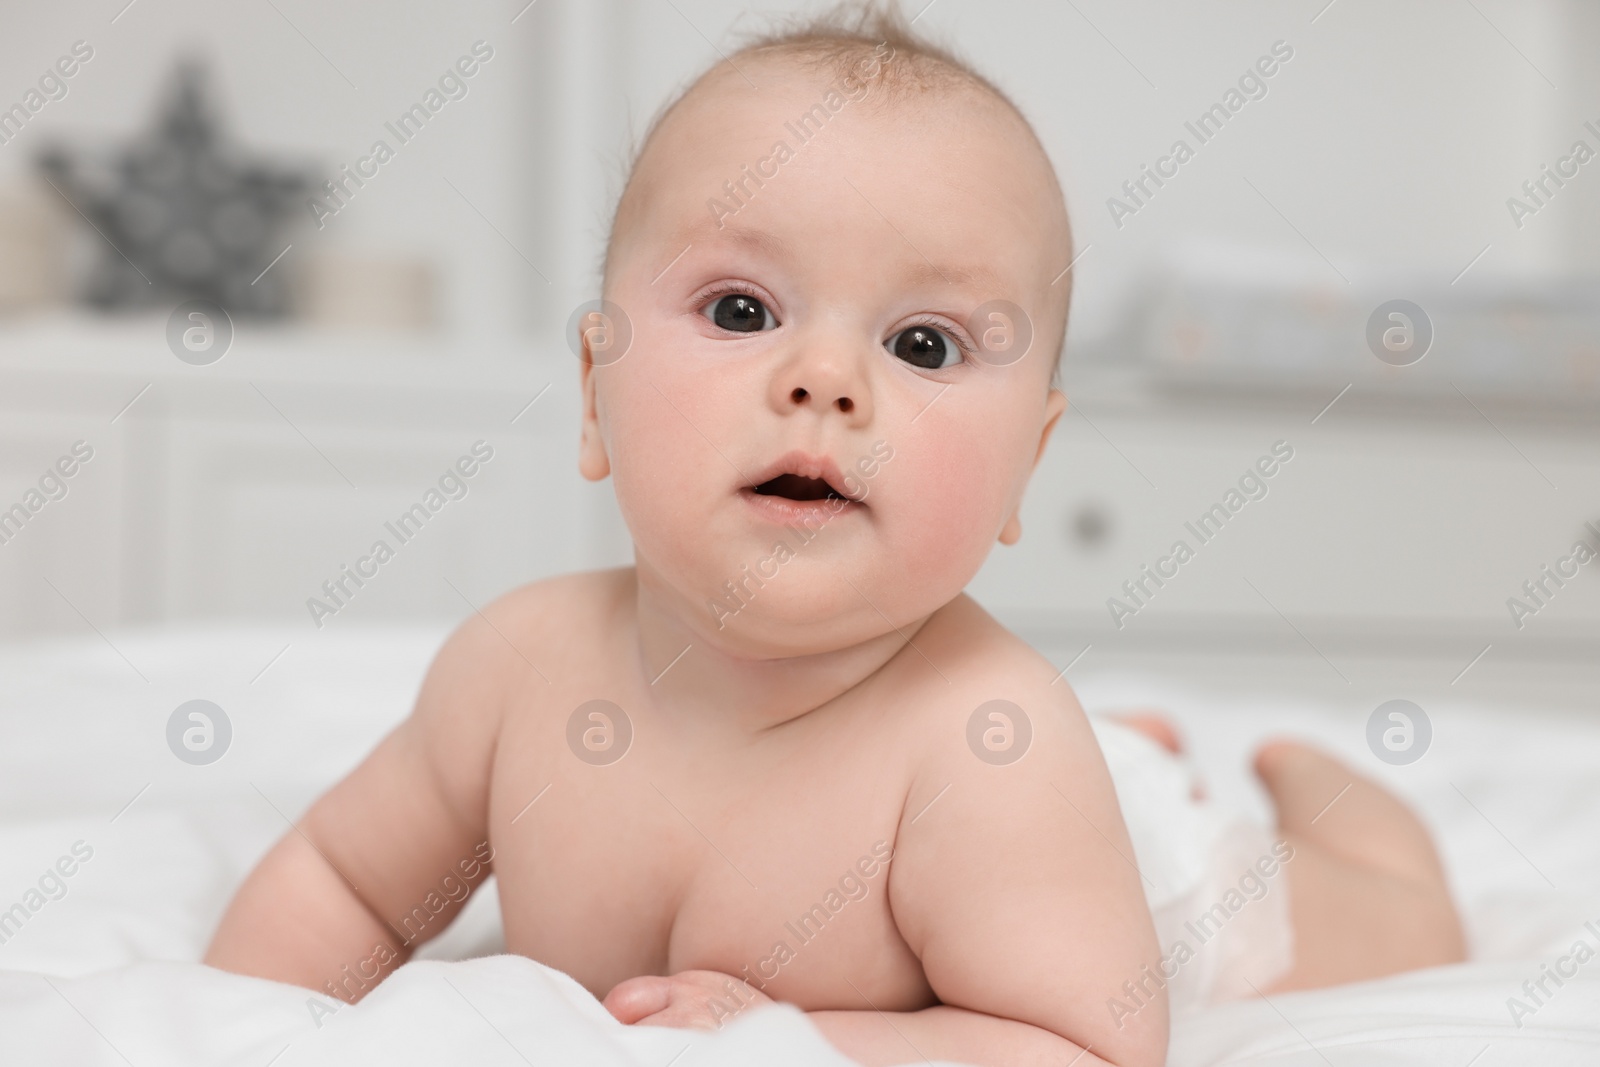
[{"xmin": 969, "ymin": 406, "xmax": 1600, "ymax": 639}]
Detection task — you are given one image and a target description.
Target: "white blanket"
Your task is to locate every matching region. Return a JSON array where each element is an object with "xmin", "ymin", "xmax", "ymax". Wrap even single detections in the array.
[{"xmin": 1, "ymin": 624, "xmax": 1597, "ymax": 1065}]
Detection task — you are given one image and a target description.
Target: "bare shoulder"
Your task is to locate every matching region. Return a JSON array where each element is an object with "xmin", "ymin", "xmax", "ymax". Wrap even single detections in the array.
[
  {"xmin": 881, "ymin": 595, "xmax": 1166, "ymax": 1065},
  {"xmin": 428, "ymin": 566, "xmax": 633, "ymax": 695},
  {"xmin": 406, "ymin": 568, "xmax": 633, "ymax": 793},
  {"xmin": 893, "ymin": 591, "xmax": 1113, "ymax": 847},
  {"xmin": 881, "ymin": 591, "xmax": 1118, "ymax": 866},
  {"xmin": 893, "ymin": 593, "xmax": 1098, "ymax": 768}
]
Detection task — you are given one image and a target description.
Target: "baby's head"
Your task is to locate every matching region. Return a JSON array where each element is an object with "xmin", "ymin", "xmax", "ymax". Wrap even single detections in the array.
[{"xmin": 579, "ymin": 3, "xmax": 1074, "ymax": 657}]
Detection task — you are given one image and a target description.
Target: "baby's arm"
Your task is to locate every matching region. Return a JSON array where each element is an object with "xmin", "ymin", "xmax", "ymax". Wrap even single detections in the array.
[
  {"xmin": 811, "ymin": 678, "xmax": 1168, "ymax": 1067},
  {"xmin": 204, "ymin": 615, "xmax": 506, "ymax": 999}
]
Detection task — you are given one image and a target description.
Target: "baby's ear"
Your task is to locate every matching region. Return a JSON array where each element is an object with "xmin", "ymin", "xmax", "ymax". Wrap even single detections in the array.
[
  {"xmin": 1035, "ymin": 388, "xmax": 1068, "ymax": 469},
  {"xmin": 998, "ymin": 389, "xmax": 1069, "ymax": 546},
  {"xmin": 578, "ymin": 425, "xmax": 610, "ymax": 481},
  {"xmin": 577, "ymin": 343, "xmax": 611, "ymax": 482},
  {"xmin": 998, "ymin": 512, "xmax": 1023, "ymax": 545}
]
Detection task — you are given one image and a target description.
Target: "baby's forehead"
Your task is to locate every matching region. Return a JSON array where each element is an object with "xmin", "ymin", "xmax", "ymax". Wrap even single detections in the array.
[
  {"xmin": 614, "ymin": 53, "xmax": 1070, "ymax": 286},
  {"xmin": 649, "ymin": 56, "xmax": 1050, "ymax": 199}
]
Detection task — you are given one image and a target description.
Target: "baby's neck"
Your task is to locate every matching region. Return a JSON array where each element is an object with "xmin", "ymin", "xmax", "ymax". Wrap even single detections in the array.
[{"xmin": 628, "ymin": 564, "xmax": 928, "ymax": 735}]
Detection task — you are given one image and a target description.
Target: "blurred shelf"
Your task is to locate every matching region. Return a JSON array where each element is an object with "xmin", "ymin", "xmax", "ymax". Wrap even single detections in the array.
[
  {"xmin": 1000, "ymin": 608, "xmax": 1600, "ymax": 664},
  {"xmin": 1060, "ymin": 361, "xmax": 1600, "ymax": 431}
]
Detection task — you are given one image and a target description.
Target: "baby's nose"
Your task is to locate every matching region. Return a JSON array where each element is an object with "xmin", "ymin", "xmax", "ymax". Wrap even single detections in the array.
[
  {"xmin": 787, "ymin": 385, "xmax": 855, "ymax": 414},
  {"xmin": 769, "ymin": 336, "xmax": 874, "ymax": 424}
]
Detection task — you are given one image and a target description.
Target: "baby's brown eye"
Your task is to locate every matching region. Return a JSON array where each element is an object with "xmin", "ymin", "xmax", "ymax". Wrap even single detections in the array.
[
  {"xmin": 887, "ymin": 325, "xmax": 960, "ymax": 370},
  {"xmin": 704, "ymin": 294, "xmax": 775, "ymax": 333}
]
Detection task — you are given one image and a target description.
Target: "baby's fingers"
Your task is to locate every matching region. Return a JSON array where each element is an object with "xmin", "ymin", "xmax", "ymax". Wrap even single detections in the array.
[{"xmin": 602, "ymin": 975, "xmax": 673, "ymax": 1024}]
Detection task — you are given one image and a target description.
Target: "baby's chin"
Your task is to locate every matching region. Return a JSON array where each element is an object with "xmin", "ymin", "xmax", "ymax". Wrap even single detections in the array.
[
  {"xmin": 680, "ymin": 561, "xmax": 951, "ymax": 660},
  {"xmin": 702, "ymin": 606, "xmax": 913, "ymax": 662}
]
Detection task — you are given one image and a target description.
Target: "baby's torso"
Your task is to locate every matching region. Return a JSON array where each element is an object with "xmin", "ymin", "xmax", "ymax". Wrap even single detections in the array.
[{"xmin": 482, "ymin": 580, "xmax": 939, "ymax": 1013}]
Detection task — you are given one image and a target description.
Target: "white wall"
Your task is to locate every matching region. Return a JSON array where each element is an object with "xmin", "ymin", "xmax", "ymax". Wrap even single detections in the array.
[
  {"xmin": 578, "ymin": 0, "xmax": 1595, "ymax": 341},
  {"xmin": 0, "ymin": 0, "xmax": 539, "ymax": 337},
  {"xmin": 1, "ymin": 0, "xmax": 1597, "ymax": 660},
  {"xmin": 3, "ymin": 0, "xmax": 1593, "ymax": 343}
]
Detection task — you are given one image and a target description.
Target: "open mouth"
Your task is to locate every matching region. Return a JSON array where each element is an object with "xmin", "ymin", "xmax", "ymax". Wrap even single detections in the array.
[
  {"xmin": 739, "ymin": 451, "xmax": 864, "ymax": 518},
  {"xmin": 751, "ymin": 473, "xmax": 845, "ymax": 502}
]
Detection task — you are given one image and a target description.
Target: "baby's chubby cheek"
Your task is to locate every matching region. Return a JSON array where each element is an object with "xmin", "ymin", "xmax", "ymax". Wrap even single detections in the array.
[
  {"xmin": 593, "ymin": 344, "xmax": 772, "ymax": 572},
  {"xmin": 867, "ymin": 422, "xmax": 1026, "ymax": 597},
  {"xmin": 589, "ymin": 311, "xmax": 1048, "ymax": 624},
  {"xmin": 600, "ymin": 377, "xmax": 717, "ymax": 545}
]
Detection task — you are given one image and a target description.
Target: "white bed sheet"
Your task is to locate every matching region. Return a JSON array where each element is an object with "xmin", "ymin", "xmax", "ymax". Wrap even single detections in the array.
[{"xmin": 0, "ymin": 623, "xmax": 1596, "ymax": 1066}]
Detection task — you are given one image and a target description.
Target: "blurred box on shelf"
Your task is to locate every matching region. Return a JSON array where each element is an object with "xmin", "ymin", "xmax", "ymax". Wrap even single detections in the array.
[{"xmin": 1081, "ymin": 243, "xmax": 1600, "ymax": 410}]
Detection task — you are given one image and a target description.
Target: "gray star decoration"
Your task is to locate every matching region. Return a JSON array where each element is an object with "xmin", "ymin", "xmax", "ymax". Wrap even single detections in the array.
[{"xmin": 38, "ymin": 59, "xmax": 315, "ymax": 316}]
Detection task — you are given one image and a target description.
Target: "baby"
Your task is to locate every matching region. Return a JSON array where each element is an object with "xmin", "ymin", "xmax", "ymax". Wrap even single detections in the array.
[{"xmin": 206, "ymin": 7, "xmax": 1465, "ymax": 1065}]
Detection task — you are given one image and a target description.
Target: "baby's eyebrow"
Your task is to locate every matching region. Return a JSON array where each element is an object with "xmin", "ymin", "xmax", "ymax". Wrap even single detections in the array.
[
  {"xmin": 902, "ymin": 260, "xmax": 1003, "ymax": 291},
  {"xmin": 707, "ymin": 226, "xmax": 1005, "ymax": 293},
  {"xmin": 711, "ymin": 226, "xmax": 792, "ymax": 258}
]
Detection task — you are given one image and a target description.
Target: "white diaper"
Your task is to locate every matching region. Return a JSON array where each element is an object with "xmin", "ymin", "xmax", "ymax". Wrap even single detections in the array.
[{"xmin": 1089, "ymin": 716, "xmax": 1296, "ymax": 1014}]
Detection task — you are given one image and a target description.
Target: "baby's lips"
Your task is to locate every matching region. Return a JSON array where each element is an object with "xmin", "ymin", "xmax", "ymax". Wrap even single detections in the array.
[{"xmin": 742, "ymin": 449, "xmax": 860, "ymax": 502}]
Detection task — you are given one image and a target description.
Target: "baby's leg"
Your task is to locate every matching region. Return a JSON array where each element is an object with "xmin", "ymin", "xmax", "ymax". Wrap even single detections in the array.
[
  {"xmin": 1106, "ymin": 709, "xmax": 1185, "ymax": 755},
  {"xmin": 1106, "ymin": 709, "xmax": 1205, "ymax": 799},
  {"xmin": 1113, "ymin": 715, "xmax": 1466, "ymax": 991},
  {"xmin": 1253, "ymin": 740, "xmax": 1467, "ymax": 990}
]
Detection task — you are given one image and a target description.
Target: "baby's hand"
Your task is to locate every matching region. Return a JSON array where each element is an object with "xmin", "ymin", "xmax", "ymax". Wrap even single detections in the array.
[{"xmin": 603, "ymin": 970, "xmax": 773, "ymax": 1031}]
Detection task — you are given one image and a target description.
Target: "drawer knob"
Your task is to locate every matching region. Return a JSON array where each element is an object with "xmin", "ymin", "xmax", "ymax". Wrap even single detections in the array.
[{"xmin": 1069, "ymin": 502, "xmax": 1112, "ymax": 549}]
